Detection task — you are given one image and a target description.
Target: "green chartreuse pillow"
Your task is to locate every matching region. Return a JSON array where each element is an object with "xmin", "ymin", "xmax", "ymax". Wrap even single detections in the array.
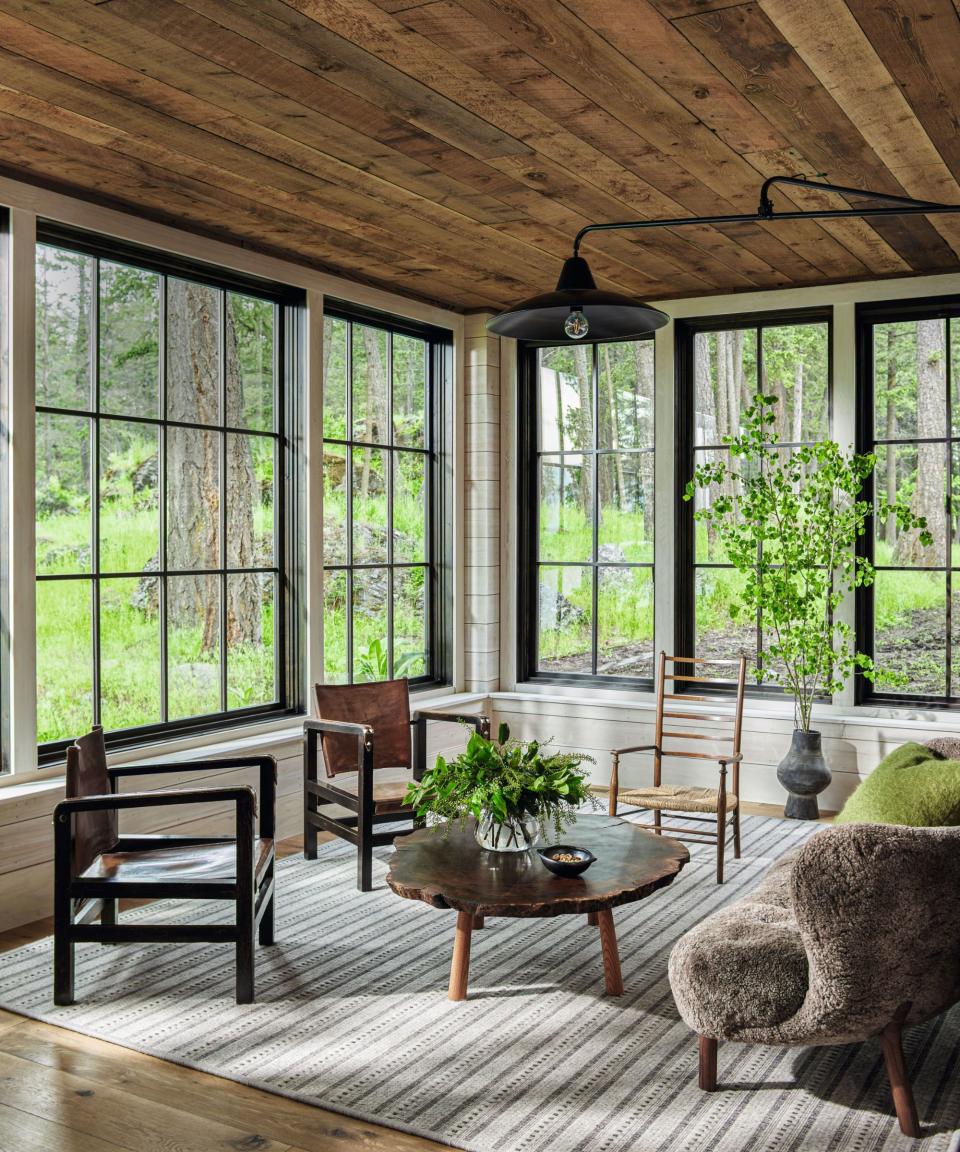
[{"xmin": 835, "ymin": 741, "xmax": 960, "ymax": 827}]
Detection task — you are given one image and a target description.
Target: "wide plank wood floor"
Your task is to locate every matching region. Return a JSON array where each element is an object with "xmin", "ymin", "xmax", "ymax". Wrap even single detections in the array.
[{"xmin": 0, "ymin": 806, "xmax": 831, "ymax": 1151}]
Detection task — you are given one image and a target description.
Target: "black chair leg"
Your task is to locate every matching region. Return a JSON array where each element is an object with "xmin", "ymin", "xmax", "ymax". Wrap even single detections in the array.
[
  {"xmin": 101, "ymin": 897, "xmax": 117, "ymax": 926},
  {"xmin": 358, "ymin": 843, "xmax": 373, "ymax": 891},
  {"xmin": 258, "ymin": 873, "xmax": 275, "ymax": 947},
  {"xmin": 304, "ymin": 819, "xmax": 317, "ymax": 861},
  {"xmin": 236, "ymin": 922, "xmax": 255, "ymax": 1004},
  {"xmin": 53, "ymin": 911, "xmax": 75, "ymax": 1008}
]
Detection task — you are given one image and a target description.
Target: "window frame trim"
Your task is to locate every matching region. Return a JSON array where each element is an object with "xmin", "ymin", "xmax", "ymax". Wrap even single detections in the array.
[
  {"xmin": 675, "ymin": 305, "xmax": 834, "ymax": 697},
  {"xmin": 855, "ymin": 293, "xmax": 960, "ymax": 709},
  {"xmin": 34, "ymin": 222, "xmax": 305, "ymax": 767},
  {"xmin": 517, "ymin": 335, "xmax": 657, "ymax": 689},
  {"xmin": 321, "ymin": 298, "xmax": 453, "ymax": 690}
]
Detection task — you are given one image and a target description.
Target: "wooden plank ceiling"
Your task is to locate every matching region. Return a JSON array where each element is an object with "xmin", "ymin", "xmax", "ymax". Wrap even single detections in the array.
[{"xmin": 0, "ymin": 0, "xmax": 958, "ymax": 310}]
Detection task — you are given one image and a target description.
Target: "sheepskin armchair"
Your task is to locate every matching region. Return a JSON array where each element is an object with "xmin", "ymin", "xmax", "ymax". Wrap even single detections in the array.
[{"xmin": 668, "ymin": 823, "xmax": 960, "ymax": 1136}]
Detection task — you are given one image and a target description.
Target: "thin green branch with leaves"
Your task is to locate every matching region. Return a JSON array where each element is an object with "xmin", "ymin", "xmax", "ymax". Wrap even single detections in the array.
[{"xmin": 685, "ymin": 395, "xmax": 931, "ymax": 731}]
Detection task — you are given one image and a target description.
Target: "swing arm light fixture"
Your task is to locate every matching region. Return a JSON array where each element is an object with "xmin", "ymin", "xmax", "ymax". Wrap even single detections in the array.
[{"xmin": 485, "ymin": 175, "xmax": 960, "ymax": 344}]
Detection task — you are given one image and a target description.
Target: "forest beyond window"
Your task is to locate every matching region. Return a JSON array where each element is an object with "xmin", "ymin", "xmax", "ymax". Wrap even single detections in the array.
[
  {"xmin": 525, "ymin": 339, "xmax": 655, "ymax": 682},
  {"xmin": 321, "ymin": 310, "xmax": 439, "ymax": 684},
  {"xmin": 35, "ymin": 240, "xmax": 291, "ymax": 752},
  {"xmin": 685, "ymin": 314, "xmax": 831, "ymax": 681},
  {"xmin": 861, "ymin": 307, "xmax": 960, "ymax": 701}
]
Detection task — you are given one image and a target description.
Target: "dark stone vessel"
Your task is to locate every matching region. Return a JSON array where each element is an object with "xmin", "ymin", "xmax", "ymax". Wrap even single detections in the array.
[{"xmin": 777, "ymin": 729, "xmax": 831, "ymax": 820}]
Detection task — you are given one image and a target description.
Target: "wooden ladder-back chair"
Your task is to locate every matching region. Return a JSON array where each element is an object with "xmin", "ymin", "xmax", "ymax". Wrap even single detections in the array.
[
  {"xmin": 53, "ymin": 726, "xmax": 277, "ymax": 1005},
  {"xmin": 609, "ymin": 652, "xmax": 747, "ymax": 883},
  {"xmin": 304, "ymin": 679, "xmax": 490, "ymax": 891}
]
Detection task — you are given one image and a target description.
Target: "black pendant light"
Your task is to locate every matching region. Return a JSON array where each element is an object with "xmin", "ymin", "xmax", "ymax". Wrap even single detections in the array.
[
  {"xmin": 486, "ymin": 254, "xmax": 669, "ymax": 342},
  {"xmin": 486, "ymin": 176, "xmax": 960, "ymax": 344}
]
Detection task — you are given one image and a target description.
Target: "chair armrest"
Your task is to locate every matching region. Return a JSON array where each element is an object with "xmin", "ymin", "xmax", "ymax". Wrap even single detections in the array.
[
  {"xmin": 55, "ymin": 786, "xmax": 256, "ymax": 817},
  {"xmin": 611, "ymin": 743, "xmax": 659, "ymax": 757},
  {"xmin": 108, "ymin": 754, "xmax": 276, "ymax": 779},
  {"xmin": 304, "ymin": 717, "xmax": 373, "ymax": 746},
  {"xmin": 54, "ymin": 788, "xmax": 257, "ymax": 884},
  {"xmin": 411, "ymin": 710, "xmax": 490, "ymax": 736},
  {"xmin": 717, "ymin": 753, "xmax": 743, "ymax": 765},
  {"xmin": 107, "ymin": 757, "xmax": 276, "ymax": 838}
]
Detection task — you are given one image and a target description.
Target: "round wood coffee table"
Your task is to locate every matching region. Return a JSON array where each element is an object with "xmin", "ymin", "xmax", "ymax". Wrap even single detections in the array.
[{"xmin": 386, "ymin": 813, "xmax": 689, "ymax": 1001}]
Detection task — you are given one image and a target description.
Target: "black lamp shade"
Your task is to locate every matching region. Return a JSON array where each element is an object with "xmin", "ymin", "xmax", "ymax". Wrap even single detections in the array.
[{"xmin": 486, "ymin": 255, "xmax": 670, "ymax": 342}]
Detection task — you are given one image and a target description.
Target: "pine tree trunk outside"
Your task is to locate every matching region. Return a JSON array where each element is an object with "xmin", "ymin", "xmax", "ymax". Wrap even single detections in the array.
[
  {"xmin": 635, "ymin": 341, "xmax": 655, "ymax": 544},
  {"xmin": 694, "ymin": 333, "xmax": 717, "ymax": 557},
  {"xmin": 885, "ymin": 329, "xmax": 898, "ymax": 548},
  {"xmin": 573, "ymin": 344, "xmax": 593, "ymax": 517},
  {"xmin": 895, "ymin": 319, "xmax": 946, "ymax": 566},
  {"xmin": 166, "ymin": 281, "xmax": 261, "ymax": 654}
]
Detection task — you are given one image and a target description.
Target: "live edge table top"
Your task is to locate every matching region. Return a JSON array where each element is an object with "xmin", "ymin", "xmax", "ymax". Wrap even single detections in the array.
[{"xmin": 385, "ymin": 814, "xmax": 690, "ymax": 918}]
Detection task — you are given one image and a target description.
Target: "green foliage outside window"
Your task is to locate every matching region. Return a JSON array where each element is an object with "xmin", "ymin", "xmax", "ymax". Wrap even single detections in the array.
[{"xmin": 686, "ymin": 394, "xmax": 930, "ymax": 730}]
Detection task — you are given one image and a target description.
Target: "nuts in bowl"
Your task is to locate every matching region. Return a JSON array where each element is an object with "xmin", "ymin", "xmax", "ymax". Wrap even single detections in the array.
[{"xmin": 536, "ymin": 845, "xmax": 597, "ymax": 877}]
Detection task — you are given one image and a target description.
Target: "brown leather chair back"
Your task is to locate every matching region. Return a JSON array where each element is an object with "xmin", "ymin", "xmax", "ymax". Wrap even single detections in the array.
[
  {"xmin": 65, "ymin": 727, "xmax": 118, "ymax": 875},
  {"xmin": 313, "ymin": 680, "xmax": 412, "ymax": 777}
]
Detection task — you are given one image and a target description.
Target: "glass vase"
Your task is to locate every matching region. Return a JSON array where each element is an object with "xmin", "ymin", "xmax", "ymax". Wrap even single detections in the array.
[{"xmin": 475, "ymin": 811, "xmax": 540, "ymax": 853}]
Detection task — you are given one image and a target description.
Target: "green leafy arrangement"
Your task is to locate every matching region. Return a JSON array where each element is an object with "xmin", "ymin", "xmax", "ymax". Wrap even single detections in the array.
[
  {"xmin": 404, "ymin": 722, "xmax": 595, "ymax": 837},
  {"xmin": 685, "ymin": 394, "xmax": 931, "ymax": 731}
]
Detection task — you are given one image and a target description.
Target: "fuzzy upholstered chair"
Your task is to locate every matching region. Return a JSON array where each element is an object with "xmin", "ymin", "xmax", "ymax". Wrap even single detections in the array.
[{"xmin": 668, "ymin": 823, "xmax": 960, "ymax": 1137}]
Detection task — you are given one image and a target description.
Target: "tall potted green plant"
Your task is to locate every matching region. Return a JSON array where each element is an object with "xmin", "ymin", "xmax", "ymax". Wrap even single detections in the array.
[
  {"xmin": 404, "ymin": 723, "xmax": 594, "ymax": 851},
  {"xmin": 686, "ymin": 395, "xmax": 930, "ymax": 818}
]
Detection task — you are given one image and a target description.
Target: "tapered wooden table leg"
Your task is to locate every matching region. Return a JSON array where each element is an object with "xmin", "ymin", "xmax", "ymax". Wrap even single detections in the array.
[
  {"xmin": 596, "ymin": 908, "xmax": 623, "ymax": 996},
  {"xmin": 586, "ymin": 911, "xmax": 598, "ymax": 926},
  {"xmin": 448, "ymin": 910, "xmax": 473, "ymax": 1001},
  {"xmin": 473, "ymin": 914, "xmax": 485, "ymax": 929}
]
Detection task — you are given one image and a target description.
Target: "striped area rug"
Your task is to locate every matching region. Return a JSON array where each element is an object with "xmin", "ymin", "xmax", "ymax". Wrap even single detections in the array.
[{"xmin": 0, "ymin": 814, "xmax": 957, "ymax": 1152}]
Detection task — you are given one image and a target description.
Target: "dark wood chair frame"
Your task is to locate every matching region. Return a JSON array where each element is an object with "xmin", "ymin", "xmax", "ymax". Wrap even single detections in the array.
[
  {"xmin": 609, "ymin": 652, "xmax": 747, "ymax": 883},
  {"xmin": 304, "ymin": 708, "xmax": 491, "ymax": 891},
  {"xmin": 54, "ymin": 754, "xmax": 277, "ymax": 1006}
]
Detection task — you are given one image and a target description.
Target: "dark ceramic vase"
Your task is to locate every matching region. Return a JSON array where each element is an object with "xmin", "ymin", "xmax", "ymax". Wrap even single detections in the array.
[{"xmin": 777, "ymin": 729, "xmax": 831, "ymax": 820}]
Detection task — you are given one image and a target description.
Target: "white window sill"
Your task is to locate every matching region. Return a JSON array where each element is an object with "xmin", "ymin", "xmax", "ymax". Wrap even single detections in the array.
[
  {"xmin": 493, "ymin": 687, "xmax": 960, "ymax": 736},
  {"xmin": 0, "ymin": 689, "xmax": 489, "ymax": 800}
]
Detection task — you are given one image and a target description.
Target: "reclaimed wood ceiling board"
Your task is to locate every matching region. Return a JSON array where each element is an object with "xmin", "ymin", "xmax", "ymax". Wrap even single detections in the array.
[{"xmin": 0, "ymin": 0, "xmax": 958, "ymax": 309}]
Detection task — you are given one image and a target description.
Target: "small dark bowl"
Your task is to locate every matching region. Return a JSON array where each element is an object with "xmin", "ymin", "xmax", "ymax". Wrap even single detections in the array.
[{"xmin": 536, "ymin": 845, "xmax": 596, "ymax": 877}]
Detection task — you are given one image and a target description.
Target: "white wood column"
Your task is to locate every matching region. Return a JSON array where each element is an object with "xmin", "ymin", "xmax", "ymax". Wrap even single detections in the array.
[
  {"xmin": 653, "ymin": 320, "xmax": 676, "ymax": 661},
  {"xmin": 831, "ymin": 302, "xmax": 858, "ymax": 710},
  {"xmin": 304, "ymin": 288, "xmax": 324, "ymax": 695},
  {"xmin": 7, "ymin": 209, "xmax": 36, "ymax": 772},
  {"xmin": 463, "ymin": 314, "xmax": 500, "ymax": 692}
]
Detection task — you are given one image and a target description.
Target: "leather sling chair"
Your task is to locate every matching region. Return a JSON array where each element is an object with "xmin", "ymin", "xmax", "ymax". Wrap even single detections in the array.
[{"xmin": 54, "ymin": 726, "xmax": 276, "ymax": 1005}]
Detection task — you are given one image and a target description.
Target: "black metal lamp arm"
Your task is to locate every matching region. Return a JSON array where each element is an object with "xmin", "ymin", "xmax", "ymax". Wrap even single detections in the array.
[{"xmin": 571, "ymin": 176, "xmax": 960, "ymax": 256}]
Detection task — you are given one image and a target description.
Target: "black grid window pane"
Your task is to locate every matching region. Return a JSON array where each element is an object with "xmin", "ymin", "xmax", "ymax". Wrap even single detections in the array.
[
  {"xmin": 322, "ymin": 311, "xmax": 436, "ymax": 684},
  {"xmin": 690, "ymin": 318, "xmax": 830, "ymax": 682},
  {"xmin": 863, "ymin": 313, "xmax": 955, "ymax": 700},
  {"xmin": 531, "ymin": 338, "xmax": 655, "ymax": 682},
  {"xmin": 35, "ymin": 241, "xmax": 288, "ymax": 754}
]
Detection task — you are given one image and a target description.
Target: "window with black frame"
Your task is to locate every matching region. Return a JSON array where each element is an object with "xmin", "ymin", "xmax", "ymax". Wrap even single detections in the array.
[
  {"xmin": 34, "ymin": 235, "xmax": 299, "ymax": 760},
  {"xmin": 679, "ymin": 312, "xmax": 831, "ymax": 682},
  {"xmin": 858, "ymin": 301, "xmax": 960, "ymax": 702},
  {"xmin": 321, "ymin": 307, "xmax": 446, "ymax": 685},
  {"xmin": 521, "ymin": 339, "xmax": 655, "ymax": 682}
]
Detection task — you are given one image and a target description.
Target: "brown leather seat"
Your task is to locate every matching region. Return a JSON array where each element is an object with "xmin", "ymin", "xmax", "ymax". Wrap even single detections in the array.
[
  {"xmin": 324, "ymin": 770, "xmax": 414, "ymax": 814},
  {"xmin": 80, "ymin": 838, "xmax": 275, "ymax": 884}
]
